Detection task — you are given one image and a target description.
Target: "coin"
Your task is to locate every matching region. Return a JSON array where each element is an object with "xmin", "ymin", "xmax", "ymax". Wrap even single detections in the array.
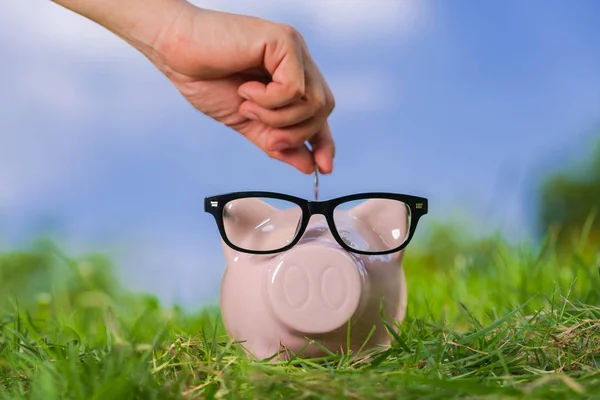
[{"xmin": 314, "ymin": 166, "xmax": 319, "ymax": 201}]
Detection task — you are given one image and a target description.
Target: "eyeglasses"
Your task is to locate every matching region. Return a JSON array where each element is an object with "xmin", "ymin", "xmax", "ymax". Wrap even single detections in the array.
[{"xmin": 204, "ymin": 191, "xmax": 428, "ymax": 256}]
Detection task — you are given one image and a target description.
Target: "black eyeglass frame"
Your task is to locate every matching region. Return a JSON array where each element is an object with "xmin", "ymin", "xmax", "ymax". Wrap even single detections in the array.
[{"xmin": 204, "ymin": 191, "xmax": 428, "ymax": 256}]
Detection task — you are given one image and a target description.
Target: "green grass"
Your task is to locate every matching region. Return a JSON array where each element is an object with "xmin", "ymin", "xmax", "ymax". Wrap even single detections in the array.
[{"xmin": 0, "ymin": 223, "xmax": 599, "ymax": 399}]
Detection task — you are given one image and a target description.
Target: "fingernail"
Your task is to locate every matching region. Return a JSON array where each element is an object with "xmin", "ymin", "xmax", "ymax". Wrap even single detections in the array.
[
  {"xmin": 245, "ymin": 111, "xmax": 258, "ymax": 120},
  {"xmin": 239, "ymin": 89, "xmax": 251, "ymax": 100},
  {"xmin": 273, "ymin": 142, "xmax": 292, "ymax": 151}
]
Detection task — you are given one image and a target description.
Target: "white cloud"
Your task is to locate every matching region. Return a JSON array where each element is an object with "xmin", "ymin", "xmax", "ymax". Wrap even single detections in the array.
[
  {"xmin": 192, "ymin": 0, "xmax": 425, "ymax": 41},
  {"xmin": 5, "ymin": 0, "xmax": 425, "ymax": 52}
]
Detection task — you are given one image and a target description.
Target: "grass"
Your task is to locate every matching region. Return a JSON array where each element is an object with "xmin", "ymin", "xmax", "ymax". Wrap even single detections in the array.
[{"xmin": 0, "ymin": 222, "xmax": 599, "ymax": 399}]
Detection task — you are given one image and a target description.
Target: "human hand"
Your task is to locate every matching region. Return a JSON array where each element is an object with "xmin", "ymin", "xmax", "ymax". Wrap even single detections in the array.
[
  {"xmin": 52, "ymin": 0, "xmax": 336, "ymax": 174},
  {"xmin": 150, "ymin": 4, "xmax": 336, "ymax": 174}
]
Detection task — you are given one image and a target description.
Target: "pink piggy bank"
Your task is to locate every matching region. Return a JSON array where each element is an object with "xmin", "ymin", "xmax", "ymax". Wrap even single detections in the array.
[{"xmin": 204, "ymin": 191, "xmax": 428, "ymax": 360}]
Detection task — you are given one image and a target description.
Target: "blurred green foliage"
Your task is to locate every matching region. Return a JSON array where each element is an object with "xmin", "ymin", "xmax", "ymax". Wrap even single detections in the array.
[
  {"xmin": 537, "ymin": 137, "xmax": 600, "ymax": 252},
  {"xmin": 0, "ymin": 239, "xmax": 223, "ymax": 350}
]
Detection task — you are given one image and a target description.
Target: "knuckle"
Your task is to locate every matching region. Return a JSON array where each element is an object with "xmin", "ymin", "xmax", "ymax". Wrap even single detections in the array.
[
  {"xmin": 265, "ymin": 149, "xmax": 279, "ymax": 159},
  {"xmin": 294, "ymin": 134, "xmax": 310, "ymax": 146},
  {"xmin": 327, "ymin": 95, "xmax": 336, "ymax": 114},
  {"xmin": 278, "ymin": 23, "xmax": 302, "ymax": 42},
  {"xmin": 286, "ymin": 81, "xmax": 305, "ymax": 100},
  {"xmin": 323, "ymin": 88, "xmax": 335, "ymax": 114},
  {"xmin": 312, "ymin": 92, "xmax": 327, "ymax": 112},
  {"xmin": 302, "ymin": 129, "xmax": 318, "ymax": 145},
  {"xmin": 284, "ymin": 133, "xmax": 308, "ymax": 148},
  {"xmin": 238, "ymin": 102, "xmax": 253, "ymax": 115}
]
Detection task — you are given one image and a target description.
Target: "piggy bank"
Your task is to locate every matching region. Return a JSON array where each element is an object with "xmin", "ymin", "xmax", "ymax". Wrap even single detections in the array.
[{"xmin": 205, "ymin": 191, "xmax": 428, "ymax": 360}]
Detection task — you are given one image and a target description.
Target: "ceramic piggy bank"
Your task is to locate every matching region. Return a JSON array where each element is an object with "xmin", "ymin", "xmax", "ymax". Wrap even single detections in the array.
[{"xmin": 204, "ymin": 191, "xmax": 428, "ymax": 360}]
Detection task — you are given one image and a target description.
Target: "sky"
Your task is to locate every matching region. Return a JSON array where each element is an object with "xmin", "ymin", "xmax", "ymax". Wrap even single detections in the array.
[{"xmin": 1, "ymin": 0, "xmax": 600, "ymax": 308}]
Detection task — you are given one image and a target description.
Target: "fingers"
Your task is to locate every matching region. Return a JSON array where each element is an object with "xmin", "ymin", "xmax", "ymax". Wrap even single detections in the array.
[
  {"xmin": 239, "ymin": 65, "xmax": 333, "ymax": 148},
  {"xmin": 239, "ymin": 97, "xmax": 316, "ymax": 129},
  {"xmin": 231, "ymin": 119, "xmax": 316, "ymax": 175},
  {"xmin": 256, "ymin": 116, "xmax": 334, "ymax": 174},
  {"xmin": 235, "ymin": 23, "xmax": 336, "ymax": 174},
  {"xmin": 268, "ymin": 144, "xmax": 315, "ymax": 175},
  {"xmin": 276, "ymin": 126, "xmax": 333, "ymax": 175},
  {"xmin": 309, "ymin": 120, "xmax": 335, "ymax": 174},
  {"xmin": 238, "ymin": 25, "xmax": 306, "ymax": 109},
  {"xmin": 237, "ymin": 119, "xmax": 330, "ymax": 175},
  {"xmin": 263, "ymin": 114, "xmax": 326, "ymax": 151},
  {"xmin": 241, "ymin": 75, "xmax": 334, "ymax": 171},
  {"xmin": 239, "ymin": 76, "xmax": 330, "ymax": 148}
]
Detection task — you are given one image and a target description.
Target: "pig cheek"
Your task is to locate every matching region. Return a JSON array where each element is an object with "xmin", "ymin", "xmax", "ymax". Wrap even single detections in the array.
[
  {"xmin": 357, "ymin": 244, "xmax": 407, "ymax": 333},
  {"xmin": 220, "ymin": 254, "xmax": 288, "ymax": 357},
  {"xmin": 338, "ymin": 216, "xmax": 387, "ymax": 253}
]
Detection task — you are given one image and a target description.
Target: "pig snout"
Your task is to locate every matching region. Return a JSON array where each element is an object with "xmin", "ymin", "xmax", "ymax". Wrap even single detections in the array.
[{"xmin": 264, "ymin": 244, "xmax": 366, "ymax": 335}]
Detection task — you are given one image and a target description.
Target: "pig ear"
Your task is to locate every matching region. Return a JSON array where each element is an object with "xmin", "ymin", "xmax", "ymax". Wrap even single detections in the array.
[
  {"xmin": 219, "ymin": 197, "xmax": 278, "ymax": 258},
  {"xmin": 348, "ymin": 198, "xmax": 411, "ymax": 257},
  {"xmin": 222, "ymin": 197, "xmax": 278, "ymax": 238}
]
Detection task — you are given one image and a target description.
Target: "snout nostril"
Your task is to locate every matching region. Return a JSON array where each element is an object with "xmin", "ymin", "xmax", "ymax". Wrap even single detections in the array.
[{"xmin": 321, "ymin": 266, "xmax": 347, "ymax": 310}]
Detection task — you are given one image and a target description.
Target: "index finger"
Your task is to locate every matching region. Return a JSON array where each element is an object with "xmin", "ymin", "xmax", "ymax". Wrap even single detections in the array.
[{"xmin": 308, "ymin": 120, "xmax": 335, "ymax": 174}]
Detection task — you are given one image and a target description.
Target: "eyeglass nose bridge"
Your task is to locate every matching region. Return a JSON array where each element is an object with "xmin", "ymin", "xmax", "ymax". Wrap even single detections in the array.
[
  {"xmin": 306, "ymin": 200, "xmax": 330, "ymax": 217},
  {"xmin": 300, "ymin": 201, "xmax": 339, "ymax": 244}
]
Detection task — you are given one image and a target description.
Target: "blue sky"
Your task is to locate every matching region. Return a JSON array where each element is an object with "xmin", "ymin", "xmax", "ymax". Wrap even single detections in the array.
[{"xmin": 1, "ymin": 0, "xmax": 599, "ymax": 307}]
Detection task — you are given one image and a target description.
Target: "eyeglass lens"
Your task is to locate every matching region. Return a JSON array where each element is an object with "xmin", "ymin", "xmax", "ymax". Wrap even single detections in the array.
[
  {"xmin": 332, "ymin": 198, "xmax": 411, "ymax": 252},
  {"xmin": 221, "ymin": 196, "xmax": 412, "ymax": 253},
  {"xmin": 222, "ymin": 197, "xmax": 303, "ymax": 252}
]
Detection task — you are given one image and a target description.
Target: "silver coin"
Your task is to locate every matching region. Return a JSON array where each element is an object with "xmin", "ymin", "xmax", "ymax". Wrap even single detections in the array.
[{"xmin": 314, "ymin": 166, "xmax": 319, "ymax": 201}]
